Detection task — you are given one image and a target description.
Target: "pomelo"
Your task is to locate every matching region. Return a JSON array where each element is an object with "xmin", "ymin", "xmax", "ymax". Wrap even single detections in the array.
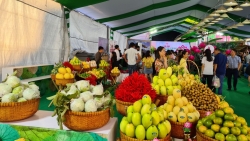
[
  {"xmin": 157, "ymin": 123, "xmax": 168, "ymax": 139},
  {"xmin": 175, "ymin": 98, "xmax": 183, "ymax": 107},
  {"xmin": 127, "ymin": 105, "xmax": 134, "ymax": 114},
  {"xmin": 157, "ymin": 79, "xmax": 165, "ymax": 87},
  {"xmin": 146, "ymin": 125, "xmax": 158, "ymax": 140},
  {"xmin": 178, "ymin": 111, "xmax": 187, "ymax": 123},
  {"xmin": 125, "ymin": 124, "xmax": 135, "ymax": 138},
  {"xmin": 165, "ymin": 78, "xmax": 172, "ymax": 87},
  {"xmin": 167, "ymin": 96, "xmax": 175, "ymax": 106},
  {"xmin": 120, "ymin": 120, "xmax": 129, "ymax": 133},
  {"xmin": 173, "ymin": 106, "xmax": 180, "ymax": 115},
  {"xmin": 142, "ymin": 94, "xmax": 152, "ymax": 105},
  {"xmin": 151, "ymin": 111, "xmax": 160, "ymax": 125},
  {"xmin": 167, "ymin": 86, "xmax": 174, "ymax": 95},
  {"xmin": 160, "ymin": 86, "xmax": 167, "ymax": 95},
  {"xmin": 153, "ymin": 76, "xmax": 159, "ymax": 84},
  {"xmin": 142, "ymin": 114, "xmax": 152, "ymax": 129},
  {"xmin": 133, "ymin": 100, "xmax": 142, "ymax": 113},
  {"xmin": 173, "ymin": 89, "xmax": 181, "ymax": 99},
  {"xmin": 135, "ymin": 125, "xmax": 146, "ymax": 140},
  {"xmin": 181, "ymin": 97, "xmax": 188, "ymax": 106},
  {"xmin": 162, "ymin": 120, "xmax": 171, "ymax": 134},
  {"xmin": 132, "ymin": 112, "xmax": 141, "ymax": 126},
  {"xmin": 168, "ymin": 112, "xmax": 177, "ymax": 122},
  {"xmin": 141, "ymin": 104, "xmax": 151, "ymax": 116},
  {"xmin": 181, "ymin": 106, "xmax": 189, "ymax": 114},
  {"xmin": 187, "ymin": 113, "xmax": 196, "ymax": 122}
]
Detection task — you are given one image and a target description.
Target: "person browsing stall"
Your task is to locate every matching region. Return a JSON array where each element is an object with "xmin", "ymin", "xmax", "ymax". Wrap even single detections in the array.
[
  {"xmin": 95, "ymin": 46, "xmax": 104, "ymax": 68},
  {"xmin": 124, "ymin": 43, "xmax": 141, "ymax": 75},
  {"xmin": 155, "ymin": 47, "xmax": 168, "ymax": 74}
]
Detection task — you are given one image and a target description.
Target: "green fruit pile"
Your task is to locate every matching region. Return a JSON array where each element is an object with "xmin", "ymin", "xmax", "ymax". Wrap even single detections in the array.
[
  {"xmin": 120, "ymin": 95, "xmax": 171, "ymax": 140},
  {"xmin": 70, "ymin": 56, "xmax": 81, "ymax": 65},
  {"xmin": 197, "ymin": 107, "xmax": 250, "ymax": 141}
]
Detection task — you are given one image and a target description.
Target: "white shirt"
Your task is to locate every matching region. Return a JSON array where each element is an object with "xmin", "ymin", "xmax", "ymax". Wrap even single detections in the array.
[
  {"xmin": 202, "ymin": 57, "xmax": 214, "ymax": 75},
  {"xmin": 114, "ymin": 49, "xmax": 122, "ymax": 61},
  {"xmin": 125, "ymin": 48, "xmax": 139, "ymax": 65}
]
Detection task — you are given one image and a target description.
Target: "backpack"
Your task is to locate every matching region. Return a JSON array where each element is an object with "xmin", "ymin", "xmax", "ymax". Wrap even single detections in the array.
[{"xmin": 144, "ymin": 58, "xmax": 153, "ymax": 68}]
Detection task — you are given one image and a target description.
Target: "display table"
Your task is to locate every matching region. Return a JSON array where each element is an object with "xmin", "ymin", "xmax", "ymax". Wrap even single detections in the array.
[{"xmin": 1, "ymin": 110, "xmax": 118, "ymax": 141}]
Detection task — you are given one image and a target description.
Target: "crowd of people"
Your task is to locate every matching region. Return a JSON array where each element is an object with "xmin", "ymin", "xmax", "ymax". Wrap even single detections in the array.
[{"xmin": 95, "ymin": 43, "xmax": 250, "ymax": 95}]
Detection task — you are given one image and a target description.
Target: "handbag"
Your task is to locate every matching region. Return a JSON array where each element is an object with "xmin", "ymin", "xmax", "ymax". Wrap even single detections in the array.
[{"xmin": 212, "ymin": 75, "xmax": 220, "ymax": 88}]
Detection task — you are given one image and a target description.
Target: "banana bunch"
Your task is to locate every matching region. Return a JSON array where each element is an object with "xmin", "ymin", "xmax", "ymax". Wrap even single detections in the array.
[
  {"xmin": 70, "ymin": 56, "xmax": 81, "ymax": 65},
  {"xmin": 99, "ymin": 60, "xmax": 109, "ymax": 67},
  {"xmin": 89, "ymin": 69, "xmax": 106, "ymax": 79},
  {"xmin": 111, "ymin": 67, "xmax": 120, "ymax": 73},
  {"xmin": 51, "ymin": 62, "xmax": 63, "ymax": 74},
  {"xmin": 82, "ymin": 61, "xmax": 90, "ymax": 69}
]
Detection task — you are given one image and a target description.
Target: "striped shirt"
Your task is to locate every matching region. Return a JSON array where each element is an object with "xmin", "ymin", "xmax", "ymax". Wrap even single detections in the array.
[{"xmin": 227, "ymin": 55, "xmax": 241, "ymax": 69}]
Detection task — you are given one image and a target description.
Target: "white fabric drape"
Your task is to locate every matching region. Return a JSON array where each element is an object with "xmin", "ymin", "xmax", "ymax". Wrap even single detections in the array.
[
  {"xmin": 70, "ymin": 11, "xmax": 107, "ymax": 54},
  {"xmin": 0, "ymin": 0, "xmax": 63, "ymax": 80},
  {"xmin": 113, "ymin": 31, "xmax": 128, "ymax": 53}
]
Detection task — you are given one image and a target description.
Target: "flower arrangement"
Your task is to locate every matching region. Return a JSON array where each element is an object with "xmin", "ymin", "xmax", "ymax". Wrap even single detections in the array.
[{"xmin": 115, "ymin": 72, "xmax": 156, "ymax": 103}]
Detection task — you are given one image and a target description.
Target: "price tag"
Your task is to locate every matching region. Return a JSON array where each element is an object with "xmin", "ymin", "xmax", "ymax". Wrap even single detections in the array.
[{"xmin": 206, "ymin": 111, "xmax": 212, "ymax": 116}]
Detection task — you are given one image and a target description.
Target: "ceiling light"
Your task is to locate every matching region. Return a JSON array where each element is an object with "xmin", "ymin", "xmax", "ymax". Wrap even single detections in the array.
[
  {"xmin": 215, "ymin": 6, "xmax": 228, "ymax": 13},
  {"xmin": 212, "ymin": 20, "xmax": 219, "ymax": 23},
  {"xmin": 216, "ymin": 17, "xmax": 224, "ymax": 21},
  {"xmin": 241, "ymin": 0, "xmax": 250, "ymax": 7},
  {"xmin": 236, "ymin": 22, "xmax": 244, "ymax": 26},
  {"xmin": 205, "ymin": 16, "xmax": 215, "ymax": 20},
  {"xmin": 150, "ymin": 30, "xmax": 157, "ymax": 34},
  {"xmin": 234, "ymin": 5, "xmax": 243, "ymax": 11},
  {"xmin": 227, "ymin": 7, "xmax": 235, "ymax": 11},
  {"xmin": 210, "ymin": 12, "xmax": 220, "ymax": 17},
  {"xmin": 242, "ymin": 19, "xmax": 250, "ymax": 24},
  {"xmin": 208, "ymin": 23, "xmax": 215, "ymax": 25},
  {"xmin": 224, "ymin": 0, "xmax": 238, "ymax": 6},
  {"xmin": 221, "ymin": 13, "xmax": 229, "ymax": 18}
]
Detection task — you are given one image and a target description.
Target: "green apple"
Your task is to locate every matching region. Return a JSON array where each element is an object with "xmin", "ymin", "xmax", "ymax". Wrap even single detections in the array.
[
  {"xmin": 127, "ymin": 105, "xmax": 134, "ymax": 114},
  {"xmin": 158, "ymin": 111, "xmax": 164, "ymax": 122},
  {"xmin": 158, "ymin": 123, "xmax": 168, "ymax": 139},
  {"xmin": 157, "ymin": 79, "xmax": 164, "ymax": 87},
  {"xmin": 125, "ymin": 124, "xmax": 135, "ymax": 138},
  {"xmin": 132, "ymin": 112, "xmax": 142, "ymax": 126},
  {"xmin": 142, "ymin": 94, "xmax": 152, "ymax": 105},
  {"xmin": 120, "ymin": 119, "xmax": 129, "ymax": 133},
  {"xmin": 151, "ymin": 111, "xmax": 160, "ymax": 125},
  {"xmin": 160, "ymin": 86, "xmax": 167, "ymax": 95},
  {"xmin": 166, "ymin": 67, "xmax": 172, "ymax": 76},
  {"xmin": 154, "ymin": 85, "xmax": 160, "ymax": 94},
  {"xmin": 163, "ymin": 120, "xmax": 171, "ymax": 134},
  {"xmin": 122, "ymin": 117, "xmax": 128, "ymax": 121},
  {"xmin": 127, "ymin": 112, "xmax": 133, "ymax": 123},
  {"xmin": 158, "ymin": 69, "xmax": 169, "ymax": 81},
  {"xmin": 153, "ymin": 76, "xmax": 159, "ymax": 84},
  {"xmin": 167, "ymin": 86, "xmax": 174, "ymax": 95},
  {"xmin": 133, "ymin": 100, "xmax": 142, "ymax": 113},
  {"xmin": 146, "ymin": 125, "xmax": 159, "ymax": 140},
  {"xmin": 172, "ymin": 77, "xmax": 178, "ymax": 85},
  {"xmin": 141, "ymin": 104, "xmax": 151, "ymax": 116},
  {"xmin": 165, "ymin": 78, "xmax": 172, "ymax": 87},
  {"xmin": 142, "ymin": 114, "xmax": 153, "ymax": 129},
  {"xmin": 151, "ymin": 104, "xmax": 157, "ymax": 111},
  {"xmin": 135, "ymin": 125, "xmax": 146, "ymax": 140},
  {"xmin": 170, "ymin": 74, "xmax": 177, "ymax": 80}
]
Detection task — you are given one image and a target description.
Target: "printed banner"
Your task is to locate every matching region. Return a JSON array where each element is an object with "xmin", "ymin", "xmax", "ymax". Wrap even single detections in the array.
[{"xmin": 151, "ymin": 41, "xmax": 191, "ymax": 51}]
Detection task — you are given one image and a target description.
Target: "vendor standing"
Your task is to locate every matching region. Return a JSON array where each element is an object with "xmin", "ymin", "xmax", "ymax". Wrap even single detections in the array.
[
  {"xmin": 95, "ymin": 46, "xmax": 104, "ymax": 68},
  {"xmin": 114, "ymin": 45, "xmax": 122, "ymax": 68}
]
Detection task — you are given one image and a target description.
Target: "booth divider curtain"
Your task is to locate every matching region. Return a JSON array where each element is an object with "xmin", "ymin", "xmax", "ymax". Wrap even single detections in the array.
[
  {"xmin": 113, "ymin": 31, "xmax": 128, "ymax": 53},
  {"xmin": 0, "ymin": 0, "xmax": 64, "ymax": 80}
]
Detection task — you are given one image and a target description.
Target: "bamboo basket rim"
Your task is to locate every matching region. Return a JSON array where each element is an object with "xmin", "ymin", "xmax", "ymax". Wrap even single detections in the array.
[
  {"xmin": 116, "ymin": 99, "xmax": 133, "ymax": 105},
  {"xmin": 66, "ymin": 108, "xmax": 110, "ymax": 117},
  {"xmin": 120, "ymin": 130, "xmax": 171, "ymax": 141},
  {"xmin": 179, "ymin": 59, "xmax": 201, "ymax": 78},
  {"xmin": 196, "ymin": 129, "xmax": 217, "ymax": 141},
  {"xmin": 0, "ymin": 98, "xmax": 40, "ymax": 107}
]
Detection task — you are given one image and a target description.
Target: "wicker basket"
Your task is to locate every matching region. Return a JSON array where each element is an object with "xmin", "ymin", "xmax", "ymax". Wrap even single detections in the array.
[
  {"xmin": 63, "ymin": 108, "xmax": 110, "ymax": 131},
  {"xmin": 155, "ymin": 95, "xmax": 168, "ymax": 106},
  {"xmin": 111, "ymin": 73, "xmax": 120, "ymax": 77},
  {"xmin": 198, "ymin": 110, "xmax": 214, "ymax": 119},
  {"xmin": 51, "ymin": 74, "xmax": 56, "ymax": 80},
  {"xmin": 196, "ymin": 129, "xmax": 217, "ymax": 141},
  {"xmin": 120, "ymin": 131, "xmax": 171, "ymax": 141},
  {"xmin": 72, "ymin": 65, "xmax": 82, "ymax": 71},
  {"xmin": 170, "ymin": 121, "xmax": 197, "ymax": 139},
  {"xmin": 116, "ymin": 99, "xmax": 133, "ymax": 116},
  {"xmin": 55, "ymin": 79, "xmax": 74, "ymax": 86},
  {"xmin": 0, "ymin": 98, "xmax": 40, "ymax": 121}
]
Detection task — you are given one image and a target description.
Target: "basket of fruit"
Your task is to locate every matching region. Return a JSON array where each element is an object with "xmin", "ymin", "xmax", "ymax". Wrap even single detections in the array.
[
  {"xmin": 196, "ymin": 107, "xmax": 249, "ymax": 141},
  {"xmin": 51, "ymin": 74, "xmax": 56, "ymax": 80},
  {"xmin": 51, "ymin": 62, "xmax": 64, "ymax": 80},
  {"xmin": 181, "ymin": 83, "xmax": 219, "ymax": 118},
  {"xmin": 115, "ymin": 73, "xmax": 157, "ymax": 116},
  {"xmin": 72, "ymin": 65, "xmax": 81, "ymax": 71},
  {"xmin": 99, "ymin": 60, "xmax": 110, "ymax": 69},
  {"xmin": 47, "ymin": 81, "xmax": 115, "ymax": 130},
  {"xmin": 119, "ymin": 95, "xmax": 172, "ymax": 141},
  {"xmin": 55, "ymin": 67, "xmax": 75, "ymax": 86},
  {"xmin": 0, "ymin": 72, "xmax": 41, "ymax": 121},
  {"xmin": 111, "ymin": 67, "xmax": 120, "ymax": 77},
  {"xmin": 165, "ymin": 89, "xmax": 200, "ymax": 139},
  {"xmin": 70, "ymin": 56, "xmax": 82, "ymax": 71},
  {"xmin": 155, "ymin": 95, "xmax": 168, "ymax": 106}
]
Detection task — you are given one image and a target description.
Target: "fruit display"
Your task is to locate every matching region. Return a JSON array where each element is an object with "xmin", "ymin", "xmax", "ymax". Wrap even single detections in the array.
[
  {"xmin": 47, "ymin": 81, "xmax": 115, "ymax": 129},
  {"xmin": 0, "ymin": 71, "xmax": 40, "ymax": 103},
  {"xmin": 164, "ymin": 88, "xmax": 200, "ymax": 123},
  {"xmin": 197, "ymin": 106, "xmax": 250, "ymax": 141},
  {"xmin": 55, "ymin": 67, "xmax": 74, "ymax": 79},
  {"xmin": 78, "ymin": 72, "xmax": 91, "ymax": 79},
  {"xmin": 70, "ymin": 56, "xmax": 81, "ymax": 65},
  {"xmin": 89, "ymin": 60, "xmax": 97, "ymax": 68},
  {"xmin": 51, "ymin": 62, "xmax": 63, "ymax": 75},
  {"xmin": 120, "ymin": 94, "xmax": 171, "ymax": 140},
  {"xmin": 111, "ymin": 67, "xmax": 120, "ymax": 74},
  {"xmin": 181, "ymin": 82, "xmax": 219, "ymax": 111},
  {"xmin": 88, "ymin": 69, "xmax": 106, "ymax": 79},
  {"xmin": 82, "ymin": 61, "xmax": 90, "ymax": 69},
  {"xmin": 99, "ymin": 60, "xmax": 109, "ymax": 67}
]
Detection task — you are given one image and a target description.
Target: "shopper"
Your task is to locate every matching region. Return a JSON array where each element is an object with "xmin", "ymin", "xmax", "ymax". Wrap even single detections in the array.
[
  {"xmin": 201, "ymin": 49, "xmax": 214, "ymax": 90},
  {"xmin": 124, "ymin": 43, "xmax": 141, "ymax": 75},
  {"xmin": 95, "ymin": 46, "xmax": 104, "ymax": 68},
  {"xmin": 178, "ymin": 50, "xmax": 189, "ymax": 74},
  {"xmin": 135, "ymin": 45, "xmax": 142, "ymax": 72},
  {"xmin": 213, "ymin": 48, "xmax": 227, "ymax": 95},
  {"xmin": 155, "ymin": 46, "xmax": 168, "ymax": 74},
  {"xmin": 142, "ymin": 51, "xmax": 154, "ymax": 82},
  {"xmin": 111, "ymin": 52, "xmax": 118, "ymax": 69},
  {"xmin": 114, "ymin": 45, "xmax": 122, "ymax": 69}
]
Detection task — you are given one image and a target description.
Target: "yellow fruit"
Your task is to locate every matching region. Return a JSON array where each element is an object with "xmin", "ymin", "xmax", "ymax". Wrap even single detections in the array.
[
  {"xmin": 64, "ymin": 73, "xmax": 71, "ymax": 79},
  {"xmin": 66, "ymin": 67, "xmax": 71, "ymax": 73},
  {"xmin": 173, "ymin": 89, "xmax": 181, "ymax": 99},
  {"xmin": 56, "ymin": 73, "xmax": 64, "ymax": 79},
  {"xmin": 58, "ymin": 67, "xmax": 67, "ymax": 74},
  {"xmin": 178, "ymin": 111, "xmax": 188, "ymax": 123},
  {"xmin": 70, "ymin": 73, "xmax": 74, "ymax": 79}
]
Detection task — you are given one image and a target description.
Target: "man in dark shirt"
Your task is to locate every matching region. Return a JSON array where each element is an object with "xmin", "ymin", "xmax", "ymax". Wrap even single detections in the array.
[
  {"xmin": 213, "ymin": 48, "xmax": 227, "ymax": 95},
  {"xmin": 95, "ymin": 46, "xmax": 104, "ymax": 68}
]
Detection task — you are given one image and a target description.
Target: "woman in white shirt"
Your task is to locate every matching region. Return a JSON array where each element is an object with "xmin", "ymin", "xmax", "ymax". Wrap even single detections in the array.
[{"xmin": 201, "ymin": 49, "xmax": 214, "ymax": 90}]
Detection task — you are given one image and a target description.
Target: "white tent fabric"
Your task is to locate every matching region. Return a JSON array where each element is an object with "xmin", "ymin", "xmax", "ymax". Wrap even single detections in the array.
[
  {"xmin": 0, "ymin": 0, "xmax": 64, "ymax": 80},
  {"xmin": 113, "ymin": 31, "xmax": 128, "ymax": 53},
  {"xmin": 70, "ymin": 11, "xmax": 107, "ymax": 54}
]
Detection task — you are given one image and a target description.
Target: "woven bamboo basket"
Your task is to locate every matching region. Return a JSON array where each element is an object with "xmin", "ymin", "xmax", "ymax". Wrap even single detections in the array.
[
  {"xmin": 120, "ymin": 131, "xmax": 171, "ymax": 141},
  {"xmin": 155, "ymin": 95, "xmax": 168, "ymax": 106},
  {"xmin": 63, "ymin": 108, "xmax": 110, "ymax": 131},
  {"xmin": 51, "ymin": 74, "xmax": 56, "ymax": 80},
  {"xmin": 116, "ymin": 99, "xmax": 133, "ymax": 116},
  {"xmin": 55, "ymin": 79, "xmax": 74, "ymax": 86},
  {"xmin": 170, "ymin": 121, "xmax": 197, "ymax": 139},
  {"xmin": 72, "ymin": 65, "xmax": 82, "ymax": 71},
  {"xmin": 111, "ymin": 73, "xmax": 120, "ymax": 77},
  {"xmin": 198, "ymin": 110, "xmax": 213, "ymax": 119},
  {"xmin": 0, "ymin": 98, "xmax": 40, "ymax": 121},
  {"xmin": 196, "ymin": 129, "xmax": 217, "ymax": 141}
]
